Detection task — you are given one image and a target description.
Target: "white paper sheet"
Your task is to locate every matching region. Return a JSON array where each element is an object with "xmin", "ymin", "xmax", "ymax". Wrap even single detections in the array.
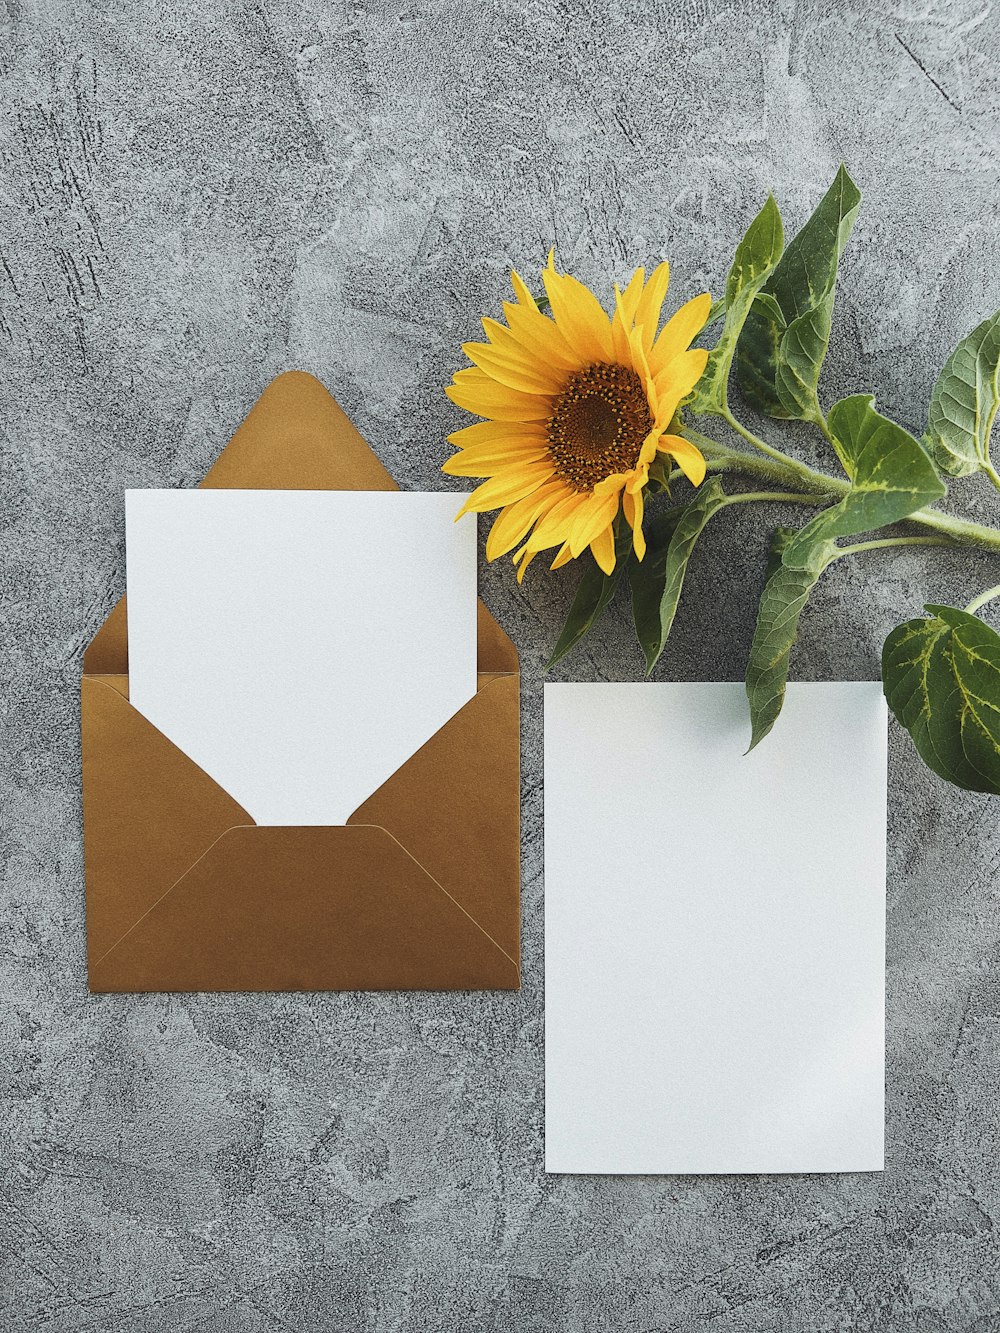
[
  {"xmin": 544, "ymin": 681, "xmax": 886, "ymax": 1175},
  {"xmin": 125, "ymin": 490, "xmax": 477, "ymax": 826}
]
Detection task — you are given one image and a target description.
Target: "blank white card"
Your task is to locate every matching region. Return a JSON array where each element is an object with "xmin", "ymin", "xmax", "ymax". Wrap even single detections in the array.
[
  {"xmin": 544, "ymin": 682, "xmax": 887, "ymax": 1175},
  {"xmin": 126, "ymin": 490, "xmax": 477, "ymax": 826}
]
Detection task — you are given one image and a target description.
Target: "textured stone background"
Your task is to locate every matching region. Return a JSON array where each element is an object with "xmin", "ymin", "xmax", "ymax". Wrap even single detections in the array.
[{"xmin": 3, "ymin": 0, "xmax": 1000, "ymax": 1328}]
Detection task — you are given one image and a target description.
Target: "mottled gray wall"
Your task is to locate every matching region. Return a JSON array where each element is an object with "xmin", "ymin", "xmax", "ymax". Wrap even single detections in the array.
[{"xmin": 3, "ymin": 0, "xmax": 1000, "ymax": 1329}]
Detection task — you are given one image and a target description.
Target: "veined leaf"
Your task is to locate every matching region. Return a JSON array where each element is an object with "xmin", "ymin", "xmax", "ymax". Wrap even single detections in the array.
[
  {"xmin": 736, "ymin": 296, "xmax": 783, "ymax": 416},
  {"xmin": 629, "ymin": 479, "xmax": 729, "ymax": 673},
  {"xmin": 747, "ymin": 395, "xmax": 946, "ymax": 746},
  {"xmin": 736, "ymin": 166, "xmax": 861, "ymax": 422},
  {"xmin": 924, "ymin": 312, "xmax": 1000, "ymax": 478},
  {"xmin": 883, "ymin": 603, "xmax": 1000, "ymax": 793},
  {"xmin": 546, "ymin": 527, "xmax": 632, "ymax": 670},
  {"xmin": 774, "ymin": 304, "xmax": 835, "ymax": 423},
  {"xmin": 746, "ymin": 528, "xmax": 842, "ymax": 749},
  {"xmin": 781, "ymin": 395, "xmax": 946, "ymax": 569},
  {"xmin": 688, "ymin": 196, "xmax": 784, "ymax": 416}
]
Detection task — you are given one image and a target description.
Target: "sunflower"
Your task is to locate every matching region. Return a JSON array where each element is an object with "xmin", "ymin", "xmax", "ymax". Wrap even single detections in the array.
[{"xmin": 443, "ymin": 255, "xmax": 712, "ymax": 580}]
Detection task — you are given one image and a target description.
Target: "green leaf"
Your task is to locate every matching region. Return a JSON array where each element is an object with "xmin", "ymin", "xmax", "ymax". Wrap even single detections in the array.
[
  {"xmin": 736, "ymin": 165, "xmax": 862, "ymax": 421},
  {"xmin": 746, "ymin": 529, "xmax": 841, "ymax": 749},
  {"xmin": 883, "ymin": 603, "xmax": 1000, "ymax": 793},
  {"xmin": 781, "ymin": 394, "xmax": 946, "ymax": 569},
  {"xmin": 629, "ymin": 479, "xmax": 729, "ymax": 673},
  {"xmin": 545, "ymin": 527, "xmax": 632, "ymax": 670},
  {"xmin": 923, "ymin": 311, "xmax": 1000, "ymax": 478},
  {"xmin": 773, "ymin": 304, "xmax": 836, "ymax": 422},
  {"xmin": 736, "ymin": 297, "xmax": 784, "ymax": 416},
  {"xmin": 688, "ymin": 196, "xmax": 784, "ymax": 416}
]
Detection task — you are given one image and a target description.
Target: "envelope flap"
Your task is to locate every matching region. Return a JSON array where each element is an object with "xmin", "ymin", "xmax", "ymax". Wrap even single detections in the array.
[
  {"xmin": 90, "ymin": 826, "xmax": 519, "ymax": 993},
  {"xmin": 476, "ymin": 601, "xmax": 518, "ymax": 674},
  {"xmin": 84, "ymin": 371, "xmax": 518, "ymax": 674},
  {"xmin": 348, "ymin": 673, "xmax": 520, "ymax": 962},
  {"xmin": 81, "ymin": 676, "xmax": 253, "ymax": 966},
  {"xmin": 200, "ymin": 370, "xmax": 398, "ymax": 492}
]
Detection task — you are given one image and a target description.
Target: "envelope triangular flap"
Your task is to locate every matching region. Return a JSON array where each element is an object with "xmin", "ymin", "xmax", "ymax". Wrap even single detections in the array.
[
  {"xmin": 89, "ymin": 826, "xmax": 519, "ymax": 993},
  {"xmin": 349, "ymin": 674, "xmax": 520, "ymax": 962},
  {"xmin": 81, "ymin": 676, "xmax": 252, "ymax": 966},
  {"xmin": 83, "ymin": 372, "xmax": 517, "ymax": 675}
]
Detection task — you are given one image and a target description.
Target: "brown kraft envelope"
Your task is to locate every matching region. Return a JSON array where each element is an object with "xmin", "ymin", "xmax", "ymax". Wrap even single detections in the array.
[{"xmin": 81, "ymin": 371, "xmax": 520, "ymax": 992}]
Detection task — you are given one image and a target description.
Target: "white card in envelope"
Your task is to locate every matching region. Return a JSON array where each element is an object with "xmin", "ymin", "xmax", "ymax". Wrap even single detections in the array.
[
  {"xmin": 125, "ymin": 489, "xmax": 477, "ymax": 826},
  {"xmin": 544, "ymin": 681, "xmax": 887, "ymax": 1175}
]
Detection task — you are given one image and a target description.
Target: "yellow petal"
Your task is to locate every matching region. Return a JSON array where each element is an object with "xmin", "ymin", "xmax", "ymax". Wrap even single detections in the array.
[
  {"xmin": 633, "ymin": 262, "xmax": 671, "ymax": 351},
  {"xmin": 455, "ymin": 461, "xmax": 557, "ymax": 517},
  {"xmin": 523, "ymin": 490, "xmax": 589, "ymax": 553},
  {"xmin": 612, "ymin": 287, "xmax": 637, "ymax": 370},
  {"xmin": 627, "ymin": 456, "xmax": 651, "ymax": 491},
  {"xmin": 550, "ymin": 540, "xmax": 575, "ymax": 571},
  {"xmin": 625, "ymin": 322, "xmax": 658, "ymax": 419},
  {"xmin": 461, "ymin": 340, "xmax": 560, "ymax": 396},
  {"xmin": 510, "ymin": 268, "xmax": 538, "ymax": 310},
  {"xmin": 623, "ymin": 486, "xmax": 646, "ymax": 560},
  {"xmin": 611, "ymin": 302, "xmax": 631, "ymax": 365},
  {"xmin": 611, "ymin": 268, "xmax": 645, "ymax": 362},
  {"xmin": 447, "ymin": 420, "xmax": 548, "ymax": 449},
  {"xmin": 568, "ymin": 489, "xmax": 620, "ymax": 557},
  {"xmin": 617, "ymin": 267, "xmax": 645, "ymax": 324},
  {"xmin": 652, "ymin": 347, "xmax": 710, "ymax": 426},
  {"xmin": 480, "ymin": 317, "xmax": 573, "ymax": 386},
  {"xmin": 443, "ymin": 437, "xmax": 551, "ymax": 477},
  {"xmin": 589, "ymin": 524, "xmax": 616, "ymax": 575},
  {"xmin": 447, "ymin": 369, "xmax": 552, "ymax": 422},
  {"xmin": 515, "ymin": 546, "xmax": 539, "ymax": 583},
  {"xmin": 542, "ymin": 263, "xmax": 615, "ymax": 364},
  {"xmin": 501, "ymin": 302, "xmax": 581, "ymax": 371},
  {"xmin": 484, "ymin": 481, "xmax": 567, "ymax": 560},
  {"xmin": 658, "ymin": 434, "xmax": 706, "ymax": 486},
  {"xmin": 649, "ymin": 293, "xmax": 712, "ymax": 377},
  {"xmin": 633, "ymin": 431, "xmax": 659, "ymax": 473},
  {"xmin": 592, "ymin": 470, "xmax": 631, "ymax": 499}
]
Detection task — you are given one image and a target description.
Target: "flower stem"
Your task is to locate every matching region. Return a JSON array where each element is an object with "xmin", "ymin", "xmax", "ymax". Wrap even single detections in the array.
[
  {"xmin": 723, "ymin": 490, "xmax": 827, "ymax": 507},
  {"xmin": 721, "ymin": 407, "xmax": 801, "ymax": 470},
  {"xmin": 808, "ymin": 405, "xmax": 853, "ymax": 474},
  {"xmin": 837, "ymin": 535, "xmax": 953, "ymax": 557},
  {"xmin": 691, "ymin": 426, "xmax": 850, "ymax": 497},
  {"xmin": 964, "ymin": 583, "xmax": 1000, "ymax": 615},
  {"xmin": 983, "ymin": 460, "xmax": 1000, "ymax": 495},
  {"xmin": 902, "ymin": 508, "xmax": 1000, "ymax": 551},
  {"xmin": 688, "ymin": 426, "xmax": 1000, "ymax": 553}
]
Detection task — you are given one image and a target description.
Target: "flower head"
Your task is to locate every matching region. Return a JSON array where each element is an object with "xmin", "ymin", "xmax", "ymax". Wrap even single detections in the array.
[{"xmin": 444, "ymin": 255, "xmax": 711, "ymax": 579}]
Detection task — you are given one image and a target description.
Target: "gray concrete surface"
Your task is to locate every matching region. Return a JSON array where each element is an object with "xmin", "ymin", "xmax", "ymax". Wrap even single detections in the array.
[{"xmin": 3, "ymin": 0, "xmax": 1000, "ymax": 1328}]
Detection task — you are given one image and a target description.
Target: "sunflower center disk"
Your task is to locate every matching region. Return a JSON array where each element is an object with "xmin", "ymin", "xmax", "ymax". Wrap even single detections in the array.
[{"xmin": 546, "ymin": 363, "xmax": 653, "ymax": 492}]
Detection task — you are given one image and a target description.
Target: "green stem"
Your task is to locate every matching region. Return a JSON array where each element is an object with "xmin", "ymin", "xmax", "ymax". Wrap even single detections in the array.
[
  {"xmin": 688, "ymin": 427, "xmax": 1000, "ymax": 553},
  {"xmin": 809, "ymin": 405, "xmax": 851, "ymax": 471},
  {"xmin": 902, "ymin": 507, "xmax": 1000, "ymax": 551},
  {"xmin": 721, "ymin": 406, "xmax": 800, "ymax": 470},
  {"xmin": 723, "ymin": 490, "xmax": 826, "ymax": 507},
  {"xmin": 837, "ymin": 535, "xmax": 953, "ymax": 557},
  {"xmin": 690, "ymin": 425, "xmax": 850, "ymax": 497},
  {"xmin": 964, "ymin": 583, "xmax": 1000, "ymax": 615},
  {"xmin": 983, "ymin": 460, "xmax": 1000, "ymax": 496}
]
